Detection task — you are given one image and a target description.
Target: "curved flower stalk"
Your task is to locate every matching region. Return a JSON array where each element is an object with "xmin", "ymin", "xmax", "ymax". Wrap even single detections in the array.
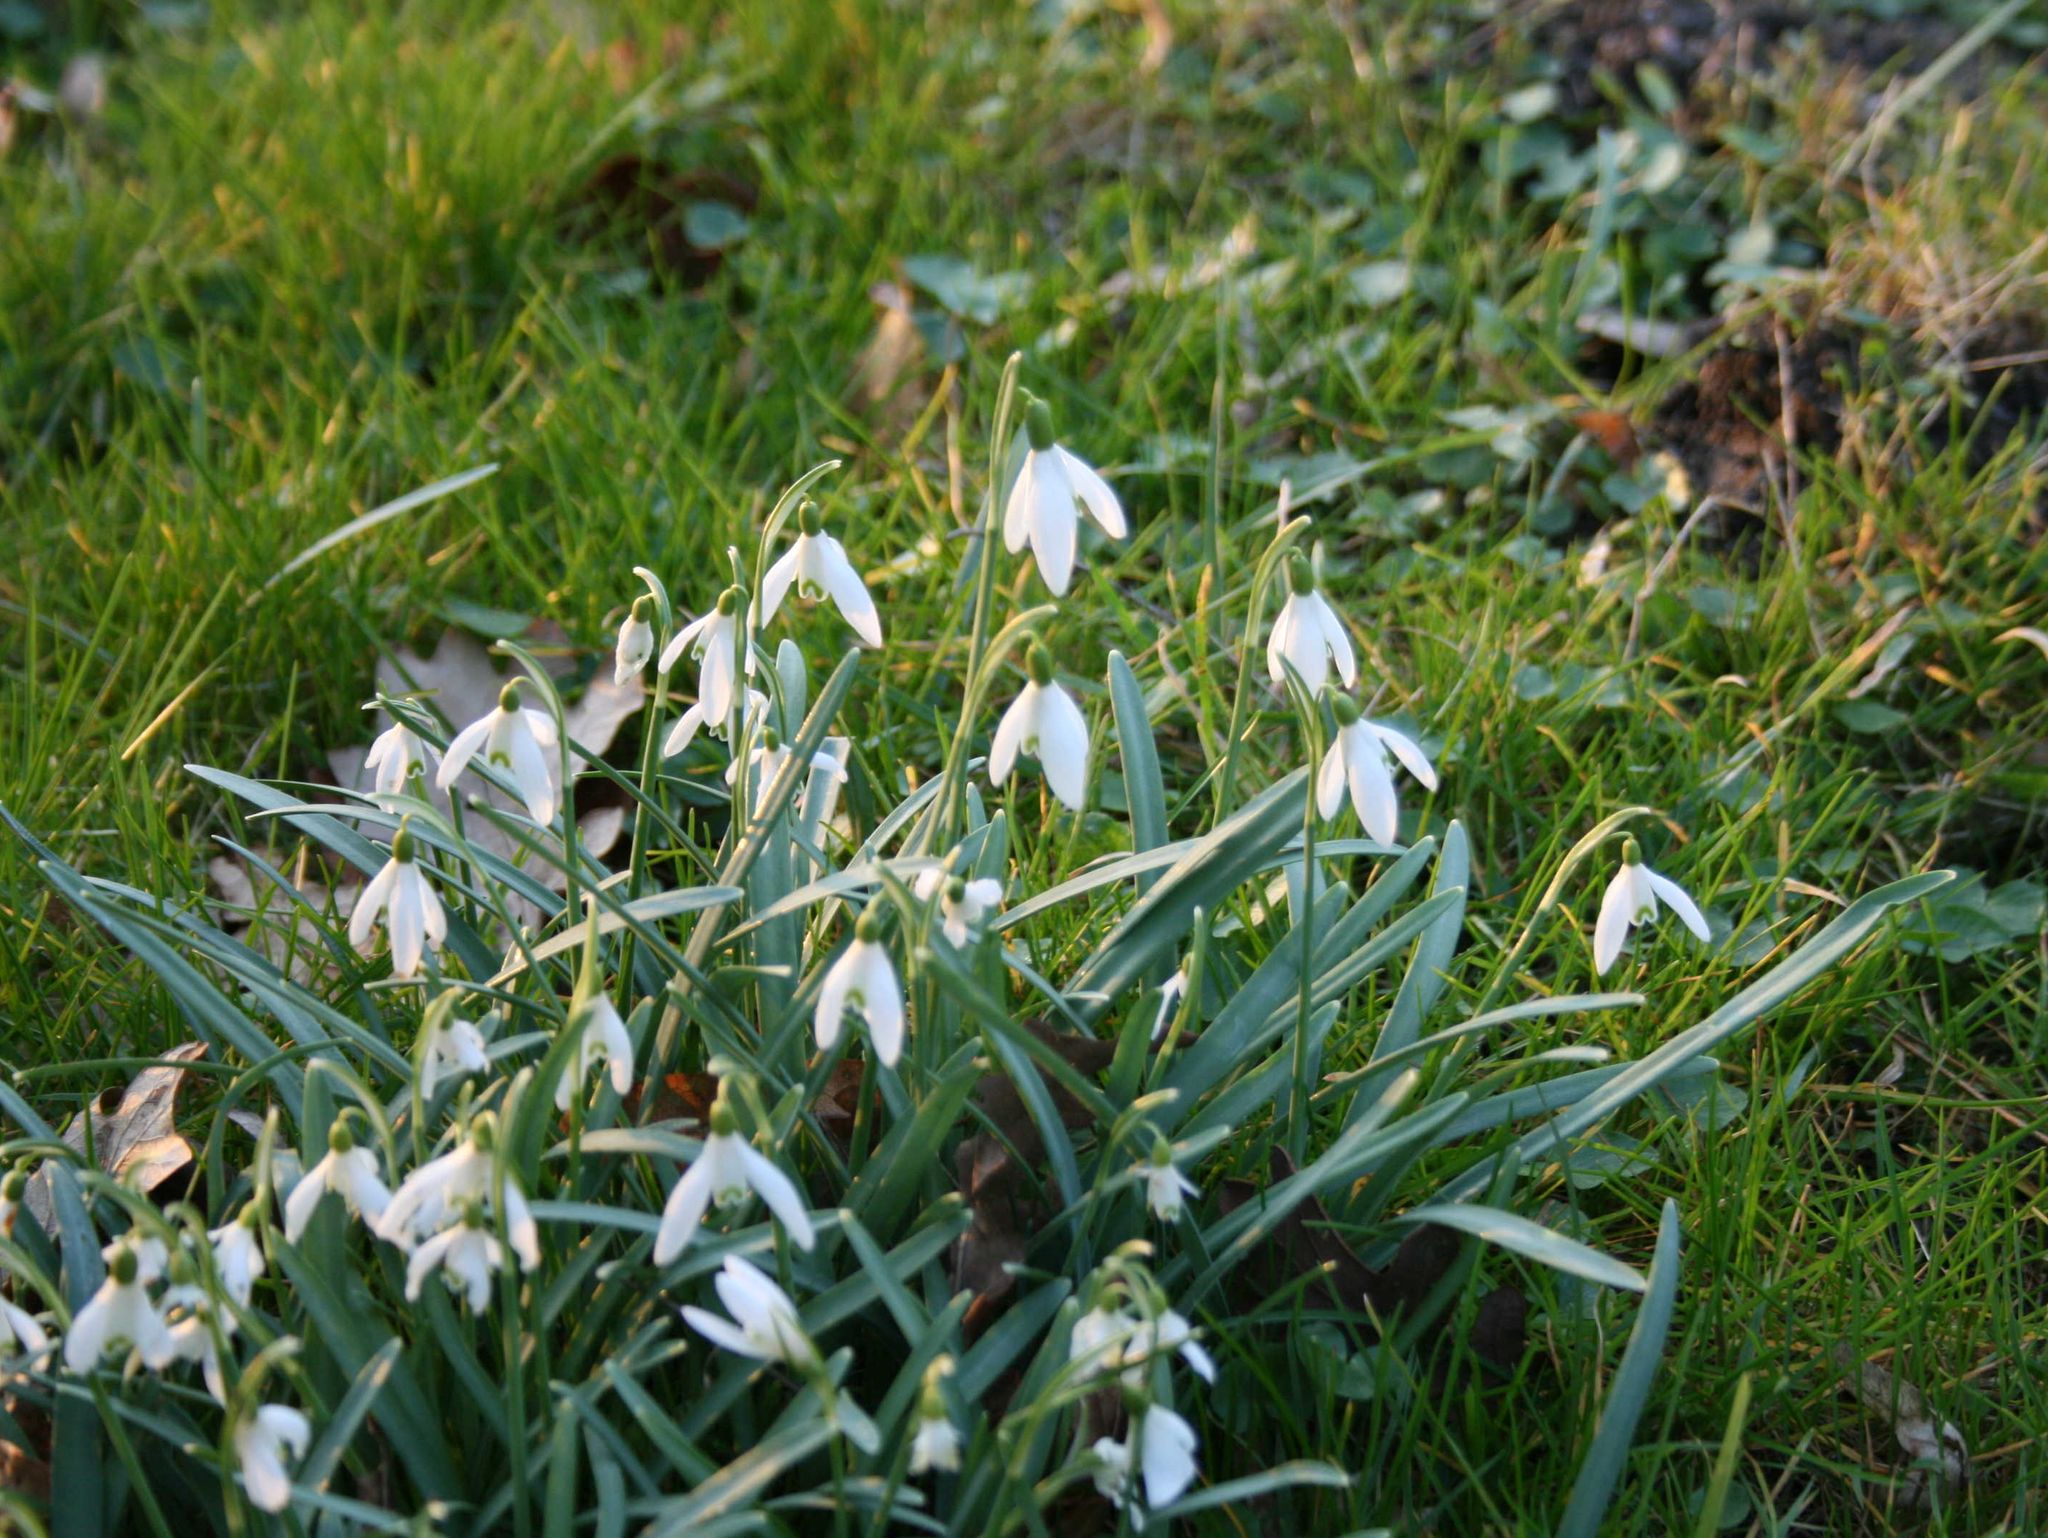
[
  {"xmin": 437, "ymin": 679, "xmax": 560, "ymax": 825},
  {"xmin": 363, "ymin": 718, "xmax": 435, "ymax": 796},
  {"xmin": 64, "ymin": 1240, "xmax": 172, "ymax": 1373},
  {"xmin": 653, "ymin": 1082, "xmax": 816, "ymax": 1263},
  {"xmin": 659, "ymin": 586, "xmax": 754, "ymax": 724},
  {"xmin": 283, "ymin": 1120, "xmax": 391, "ymax": 1242},
  {"xmin": 1315, "ymin": 694, "xmax": 1437, "ymax": 844},
  {"xmin": 1593, "ymin": 838, "xmax": 1711, "ymax": 975},
  {"xmin": 236, "ymin": 1403, "xmax": 310, "ymax": 1514},
  {"xmin": 760, "ymin": 500, "xmax": 882, "ymax": 648},
  {"xmin": 348, "ymin": 821, "xmax": 446, "ymax": 980},
  {"xmin": 1266, "ymin": 553, "xmax": 1356, "ymax": 695},
  {"xmin": 816, "ymin": 906, "xmax": 905, "ymax": 1067},
  {"xmin": 989, "ymin": 642, "xmax": 1090, "ymax": 811},
  {"xmin": 1002, "ymin": 396, "xmax": 1127, "ymax": 596},
  {"xmin": 913, "ymin": 866, "xmax": 1004, "ymax": 947}
]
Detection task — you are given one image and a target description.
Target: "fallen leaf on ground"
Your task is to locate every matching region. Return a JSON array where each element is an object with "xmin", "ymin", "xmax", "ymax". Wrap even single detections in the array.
[
  {"xmin": 23, "ymin": 1043, "xmax": 207, "ymax": 1232},
  {"xmin": 1829, "ymin": 1340, "xmax": 1969, "ymax": 1507}
]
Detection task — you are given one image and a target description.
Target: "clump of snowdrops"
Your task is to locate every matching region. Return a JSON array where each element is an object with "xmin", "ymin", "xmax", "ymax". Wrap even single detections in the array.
[{"xmin": 0, "ymin": 356, "xmax": 1948, "ymax": 1536}]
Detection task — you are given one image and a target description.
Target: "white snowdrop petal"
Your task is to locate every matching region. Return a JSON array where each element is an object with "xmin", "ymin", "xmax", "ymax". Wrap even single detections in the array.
[
  {"xmin": 1060, "ymin": 447, "xmax": 1127, "ymax": 538},
  {"xmin": 1646, "ymin": 869, "xmax": 1712, "ymax": 941},
  {"xmin": 1592, "ymin": 868, "xmax": 1636, "ymax": 976},
  {"xmin": 1034, "ymin": 683, "xmax": 1091, "ymax": 810}
]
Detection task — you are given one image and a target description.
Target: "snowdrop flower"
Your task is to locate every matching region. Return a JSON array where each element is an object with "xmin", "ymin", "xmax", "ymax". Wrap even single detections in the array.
[
  {"xmin": 405, "ymin": 1202, "xmax": 506, "ymax": 1311},
  {"xmin": 208, "ymin": 1205, "xmax": 265, "ymax": 1309},
  {"xmin": 1592, "ymin": 838, "xmax": 1711, "ymax": 976},
  {"xmin": 760, "ymin": 500, "xmax": 883, "ymax": 647},
  {"xmin": 105, "ymin": 1232, "xmax": 170, "ymax": 1286},
  {"xmin": 160, "ymin": 1254, "xmax": 231, "ymax": 1401},
  {"xmin": 1093, "ymin": 1400, "xmax": 1200, "ymax": 1519},
  {"xmin": 0, "ymin": 1164, "xmax": 24, "ymax": 1239},
  {"xmin": 909, "ymin": 1357, "xmax": 961, "ymax": 1475},
  {"xmin": 1140, "ymin": 1136, "xmax": 1198, "ymax": 1224},
  {"xmin": 1150, "ymin": 966, "xmax": 1189, "ymax": 1042},
  {"xmin": 913, "ymin": 866, "xmax": 1004, "ymax": 947},
  {"xmin": 1315, "ymin": 694, "xmax": 1437, "ymax": 844},
  {"xmin": 664, "ymin": 685, "xmax": 767, "ymax": 757},
  {"xmin": 558, "ymin": 991, "xmax": 635, "ymax": 1110},
  {"xmin": 235, "ymin": 1404, "xmax": 310, "ymax": 1514},
  {"xmin": 0, "ymin": 1297, "xmax": 50, "ymax": 1363},
  {"xmin": 419, "ymin": 1006, "xmax": 490, "ymax": 1101},
  {"xmin": 652, "ymin": 1086, "xmax": 816, "ymax": 1264},
  {"xmin": 815, "ymin": 906, "xmax": 905, "ymax": 1067},
  {"xmin": 725, "ymin": 728, "xmax": 844, "ymax": 793},
  {"xmin": 1126, "ymin": 1308, "xmax": 1216, "ymax": 1386},
  {"xmin": 1002, "ymin": 396, "xmax": 1127, "ymax": 596},
  {"xmin": 1266, "ymin": 553, "xmax": 1356, "ymax": 695},
  {"xmin": 377, "ymin": 1115, "xmax": 540, "ymax": 1271},
  {"xmin": 989, "ymin": 643, "xmax": 1090, "ymax": 810},
  {"xmin": 682, "ymin": 1254, "xmax": 820, "ymax": 1372},
  {"xmin": 436, "ymin": 679, "xmax": 560, "ymax": 825},
  {"xmin": 363, "ymin": 719, "xmax": 435, "ymax": 796},
  {"xmin": 63, "ymin": 1241, "xmax": 172, "ymax": 1373},
  {"xmin": 284, "ymin": 1119, "xmax": 391, "ymax": 1242},
  {"xmin": 1071, "ymin": 1303, "xmax": 1129, "ymax": 1386},
  {"xmin": 615, "ymin": 595, "xmax": 655, "ymax": 685},
  {"xmin": 347, "ymin": 821, "xmax": 447, "ymax": 980},
  {"xmin": 659, "ymin": 586, "xmax": 754, "ymax": 723}
]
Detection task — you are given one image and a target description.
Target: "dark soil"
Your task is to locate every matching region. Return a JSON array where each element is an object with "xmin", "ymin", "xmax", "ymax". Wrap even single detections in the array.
[{"xmin": 1520, "ymin": 0, "xmax": 2015, "ymax": 117}]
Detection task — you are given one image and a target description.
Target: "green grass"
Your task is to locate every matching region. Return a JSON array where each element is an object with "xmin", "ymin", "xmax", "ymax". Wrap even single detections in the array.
[{"xmin": 4, "ymin": 0, "xmax": 2047, "ymax": 1532}]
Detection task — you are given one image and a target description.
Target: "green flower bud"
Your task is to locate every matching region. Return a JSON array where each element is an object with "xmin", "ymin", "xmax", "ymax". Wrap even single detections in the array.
[{"xmin": 1024, "ymin": 397, "xmax": 1056, "ymax": 452}]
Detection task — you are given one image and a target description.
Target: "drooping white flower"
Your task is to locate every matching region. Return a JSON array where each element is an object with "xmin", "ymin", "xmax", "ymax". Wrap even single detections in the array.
[
  {"xmin": 0, "ymin": 1297, "xmax": 50, "ymax": 1362},
  {"xmin": 105, "ymin": 1232, "xmax": 169, "ymax": 1286},
  {"xmin": 405, "ymin": 1204, "xmax": 507, "ymax": 1311},
  {"xmin": 1132, "ymin": 1403, "xmax": 1202, "ymax": 1512},
  {"xmin": 989, "ymin": 643, "xmax": 1090, "ymax": 810},
  {"xmin": 615, "ymin": 595, "xmax": 655, "ymax": 685},
  {"xmin": 208, "ymin": 1207, "xmax": 266, "ymax": 1309},
  {"xmin": 63, "ymin": 1242, "xmax": 172, "ymax": 1373},
  {"xmin": 1069, "ymin": 1301, "xmax": 1134, "ymax": 1384},
  {"xmin": 1315, "ymin": 695, "xmax": 1438, "ymax": 845},
  {"xmin": 161, "ymin": 1256, "xmax": 232, "ymax": 1402},
  {"xmin": 908, "ymin": 1356, "xmax": 961, "ymax": 1475},
  {"xmin": 235, "ymin": 1404, "xmax": 310, "ymax": 1515},
  {"xmin": 913, "ymin": 867, "xmax": 1004, "ymax": 948},
  {"xmin": 815, "ymin": 908, "xmax": 905, "ymax": 1067},
  {"xmin": 283, "ymin": 1121, "xmax": 391, "ymax": 1242},
  {"xmin": 1002, "ymin": 397, "xmax": 1127, "ymax": 596},
  {"xmin": 363, "ymin": 719, "xmax": 436, "ymax": 796},
  {"xmin": 760, "ymin": 500, "xmax": 883, "ymax": 647},
  {"xmin": 347, "ymin": 822, "xmax": 447, "ymax": 980},
  {"xmin": 681, "ymin": 1254, "xmax": 820, "ymax": 1371},
  {"xmin": 1266, "ymin": 553, "xmax": 1356, "ymax": 696},
  {"xmin": 1592, "ymin": 839, "xmax": 1711, "ymax": 976},
  {"xmin": 557, "ymin": 991, "xmax": 636, "ymax": 1111},
  {"xmin": 652, "ymin": 1090, "xmax": 816, "ymax": 1265},
  {"xmin": 664, "ymin": 686, "xmax": 768, "ymax": 758},
  {"xmin": 0, "ymin": 1164, "xmax": 24, "ymax": 1239},
  {"xmin": 658, "ymin": 586, "xmax": 755, "ymax": 724},
  {"xmin": 376, "ymin": 1116, "xmax": 541, "ymax": 1272},
  {"xmin": 419, "ymin": 1008, "xmax": 490, "ymax": 1101},
  {"xmin": 436, "ymin": 679, "xmax": 560, "ymax": 825},
  {"xmin": 1126, "ymin": 1308, "xmax": 1216, "ymax": 1386},
  {"xmin": 725, "ymin": 728, "xmax": 845, "ymax": 794},
  {"xmin": 1140, "ymin": 1137, "xmax": 1198, "ymax": 1225}
]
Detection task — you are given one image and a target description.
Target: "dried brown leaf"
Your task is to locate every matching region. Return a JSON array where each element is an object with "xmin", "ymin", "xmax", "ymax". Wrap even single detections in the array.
[{"xmin": 24, "ymin": 1043, "xmax": 206, "ymax": 1232}]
